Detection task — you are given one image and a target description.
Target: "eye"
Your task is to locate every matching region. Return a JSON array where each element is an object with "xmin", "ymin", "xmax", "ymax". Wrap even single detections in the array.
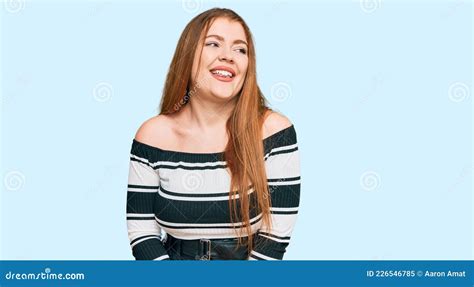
[
  {"xmin": 205, "ymin": 42, "xmax": 219, "ymax": 47},
  {"xmin": 236, "ymin": 48, "xmax": 247, "ymax": 55}
]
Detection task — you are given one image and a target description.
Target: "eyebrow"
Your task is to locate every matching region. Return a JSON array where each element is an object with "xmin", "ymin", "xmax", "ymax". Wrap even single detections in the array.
[{"xmin": 205, "ymin": 34, "xmax": 248, "ymax": 47}]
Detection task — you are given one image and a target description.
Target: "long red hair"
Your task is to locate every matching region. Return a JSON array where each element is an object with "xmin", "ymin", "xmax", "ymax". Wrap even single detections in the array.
[{"xmin": 159, "ymin": 8, "xmax": 272, "ymax": 255}]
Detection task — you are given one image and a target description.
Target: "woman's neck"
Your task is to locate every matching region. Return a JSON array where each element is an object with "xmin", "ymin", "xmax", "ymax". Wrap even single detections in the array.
[{"xmin": 182, "ymin": 95, "xmax": 237, "ymax": 132}]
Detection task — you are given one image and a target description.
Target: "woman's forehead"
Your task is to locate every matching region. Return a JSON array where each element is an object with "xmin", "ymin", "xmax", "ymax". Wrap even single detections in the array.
[{"xmin": 206, "ymin": 18, "xmax": 247, "ymax": 41}]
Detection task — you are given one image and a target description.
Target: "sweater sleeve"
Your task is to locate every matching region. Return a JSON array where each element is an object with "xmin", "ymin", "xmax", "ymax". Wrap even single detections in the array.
[
  {"xmin": 126, "ymin": 140, "xmax": 170, "ymax": 260},
  {"xmin": 249, "ymin": 125, "xmax": 301, "ymax": 260}
]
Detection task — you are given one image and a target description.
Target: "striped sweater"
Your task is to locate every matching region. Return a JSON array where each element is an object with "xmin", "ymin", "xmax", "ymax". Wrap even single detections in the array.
[{"xmin": 126, "ymin": 125, "xmax": 301, "ymax": 260}]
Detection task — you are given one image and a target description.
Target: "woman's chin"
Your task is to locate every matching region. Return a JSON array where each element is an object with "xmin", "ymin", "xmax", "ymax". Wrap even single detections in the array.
[{"xmin": 210, "ymin": 88, "xmax": 236, "ymax": 101}]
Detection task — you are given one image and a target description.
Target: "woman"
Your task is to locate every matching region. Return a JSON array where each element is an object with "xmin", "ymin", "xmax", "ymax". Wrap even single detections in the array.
[{"xmin": 126, "ymin": 8, "xmax": 301, "ymax": 260}]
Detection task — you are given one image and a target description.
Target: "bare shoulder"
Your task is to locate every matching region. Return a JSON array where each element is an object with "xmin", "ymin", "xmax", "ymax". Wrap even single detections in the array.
[
  {"xmin": 134, "ymin": 114, "xmax": 175, "ymax": 147},
  {"xmin": 262, "ymin": 110, "xmax": 293, "ymax": 139}
]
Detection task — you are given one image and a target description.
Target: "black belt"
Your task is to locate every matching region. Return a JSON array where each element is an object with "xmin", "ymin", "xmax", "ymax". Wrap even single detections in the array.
[{"xmin": 163, "ymin": 234, "xmax": 250, "ymax": 260}]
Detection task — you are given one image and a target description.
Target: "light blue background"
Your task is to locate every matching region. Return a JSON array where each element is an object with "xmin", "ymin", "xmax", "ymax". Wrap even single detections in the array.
[{"xmin": 1, "ymin": 0, "xmax": 472, "ymax": 260}]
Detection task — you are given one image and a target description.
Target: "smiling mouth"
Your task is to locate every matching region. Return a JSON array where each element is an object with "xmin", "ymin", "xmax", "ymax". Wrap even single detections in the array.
[
  {"xmin": 209, "ymin": 67, "xmax": 236, "ymax": 82},
  {"xmin": 211, "ymin": 69, "xmax": 233, "ymax": 78}
]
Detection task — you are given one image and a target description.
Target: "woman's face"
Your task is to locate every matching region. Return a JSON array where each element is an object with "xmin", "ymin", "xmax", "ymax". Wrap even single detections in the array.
[{"xmin": 190, "ymin": 17, "xmax": 249, "ymax": 102}]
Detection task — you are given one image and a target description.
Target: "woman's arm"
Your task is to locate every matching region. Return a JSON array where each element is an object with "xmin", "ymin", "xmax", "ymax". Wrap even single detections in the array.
[
  {"xmin": 249, "ymin": 119, "xmax": 301, "ymax": 260},
  {"xmin": 126, "ymin": 123, "xmax": 170, "ymax": 260}
]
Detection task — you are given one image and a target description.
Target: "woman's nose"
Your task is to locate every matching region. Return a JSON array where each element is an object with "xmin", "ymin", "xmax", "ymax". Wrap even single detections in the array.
[{"xmin": 218, "ymin": 47, "xmax": 234, "ymax": 63}]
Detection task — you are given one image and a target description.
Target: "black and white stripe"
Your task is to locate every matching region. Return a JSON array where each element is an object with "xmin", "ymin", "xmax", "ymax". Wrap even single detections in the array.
[{"xmin": 127, "ymin": 125, "xmax": 300, "ymax": 260}]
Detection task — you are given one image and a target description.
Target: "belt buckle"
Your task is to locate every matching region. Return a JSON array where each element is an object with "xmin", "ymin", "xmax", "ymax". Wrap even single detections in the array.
[{"xmin": 199, "ymin": 238, "xmax": 211, "ymax": 260}]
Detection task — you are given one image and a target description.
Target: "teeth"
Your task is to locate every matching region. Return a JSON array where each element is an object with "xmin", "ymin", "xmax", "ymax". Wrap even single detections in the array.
[{"xmin": 211, "ymin": 70, "xmax": 233, "ymax": 78}]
